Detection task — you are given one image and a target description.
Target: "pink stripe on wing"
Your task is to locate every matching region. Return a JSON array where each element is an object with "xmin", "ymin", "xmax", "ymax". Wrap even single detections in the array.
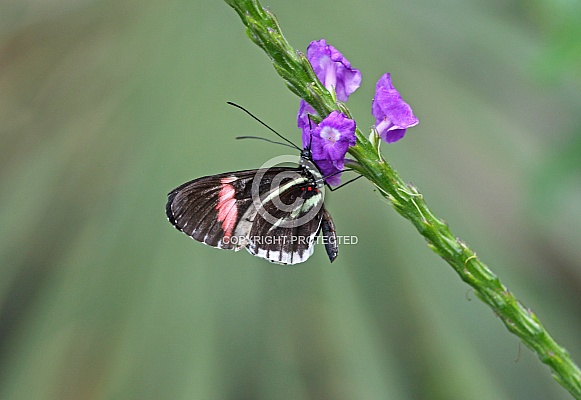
[{"xmin": 217, "ymin": 179, "xmax": 238, "ymax": 238}]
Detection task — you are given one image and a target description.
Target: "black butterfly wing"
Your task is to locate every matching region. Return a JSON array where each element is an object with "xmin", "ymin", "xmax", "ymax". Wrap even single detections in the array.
[
  {"xmin": 320, "ymin": 207, "xmax": 338, "ymax": 262},
  {"xmin": 167, "ymin": 167, "xmax": 338, "ymax": 264},
  {"xmin": 244, "ymin": 175, "xmax": 338, "ymax": 265},
  {"xmin": 166, "ymin": 168, "xmax": 289, "ymax": 250}
]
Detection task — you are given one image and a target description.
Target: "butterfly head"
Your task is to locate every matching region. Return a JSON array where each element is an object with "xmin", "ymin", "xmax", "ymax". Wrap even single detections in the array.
[{"xmin": 300, "ymin": 147, "xmax": 313, "ymax": 161}]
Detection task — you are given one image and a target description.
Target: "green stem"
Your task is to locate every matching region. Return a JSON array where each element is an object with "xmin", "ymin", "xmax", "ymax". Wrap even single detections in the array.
[{"xmin": 224, "ymin": 0, "xmax": 581, "ymax": 397}]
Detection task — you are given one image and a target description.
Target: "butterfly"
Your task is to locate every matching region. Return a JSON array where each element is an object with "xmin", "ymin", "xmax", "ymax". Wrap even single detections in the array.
[{"xmin": 166, "ymin": 104, "xmax": 339, "ymax": 265}]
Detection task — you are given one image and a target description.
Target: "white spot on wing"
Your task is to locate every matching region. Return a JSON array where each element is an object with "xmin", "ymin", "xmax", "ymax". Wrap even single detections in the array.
[{"xmin": 246, "ymin": 239, "xmax": 316, "ymax": 265}]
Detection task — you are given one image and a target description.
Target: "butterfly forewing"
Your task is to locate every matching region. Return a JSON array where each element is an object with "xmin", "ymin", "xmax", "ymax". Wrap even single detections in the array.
[
  {"xmin": 167, "ymin": 168, "xmax": 300, "ymax": 250},
  {"xmin": 166, "ymin": 169, "xmax": 263, "ymax": 249}
]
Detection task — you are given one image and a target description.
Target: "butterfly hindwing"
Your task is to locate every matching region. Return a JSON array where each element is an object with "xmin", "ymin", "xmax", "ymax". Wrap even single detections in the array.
[{"xmin": 245, "ymin": 177, "xmax": 325, "ymax": 264}]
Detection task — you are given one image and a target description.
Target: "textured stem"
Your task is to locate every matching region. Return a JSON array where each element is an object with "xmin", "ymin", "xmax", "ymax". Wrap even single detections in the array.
[{"xmin": 224, "ymin": 0, "xmax": 581, "ymax": 397}]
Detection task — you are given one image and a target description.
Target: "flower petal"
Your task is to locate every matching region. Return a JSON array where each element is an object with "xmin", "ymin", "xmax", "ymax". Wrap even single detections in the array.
[
  {"xmin": 372, "ymin": 73, "xmax": 418, "ymax": 143},
  {"xmin": 307, "ymin": 39, "xmax": 361, "ymax": 102}
]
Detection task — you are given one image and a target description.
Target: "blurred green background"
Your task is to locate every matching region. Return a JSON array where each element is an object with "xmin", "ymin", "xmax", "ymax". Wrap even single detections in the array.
[{"xmin": 1, "ymin": 0, "xmax": 580, "ymax": 399}]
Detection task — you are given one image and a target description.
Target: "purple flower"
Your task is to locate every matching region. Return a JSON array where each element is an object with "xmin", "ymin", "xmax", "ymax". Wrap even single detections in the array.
[
  {"xmin": 307, "ymin": 39, "xmax": 361, "ymax": 102},
  {"xmin": 305, "ymin": 111, "xmax": 356, "ymax": 185},
  {"xmin": 296, "ymin": 40, "xmax": 418, "ymax": 184},
  {"xmin": 297, "ymin": 40, "xmax": 361, "ymax": 185},
  {"xmin": 372, "ymin": 73, "xmax": 418, "ymax": 143}
]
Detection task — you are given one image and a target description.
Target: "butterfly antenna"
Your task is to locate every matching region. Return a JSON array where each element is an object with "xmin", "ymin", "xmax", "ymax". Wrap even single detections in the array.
[
  {"xmin": 227, "ymin": 102, "xmax": 301, "ymax": 151},
  {"xmin": 236, "ymin": 135, "xmax": 297, "ymax": 150}
]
